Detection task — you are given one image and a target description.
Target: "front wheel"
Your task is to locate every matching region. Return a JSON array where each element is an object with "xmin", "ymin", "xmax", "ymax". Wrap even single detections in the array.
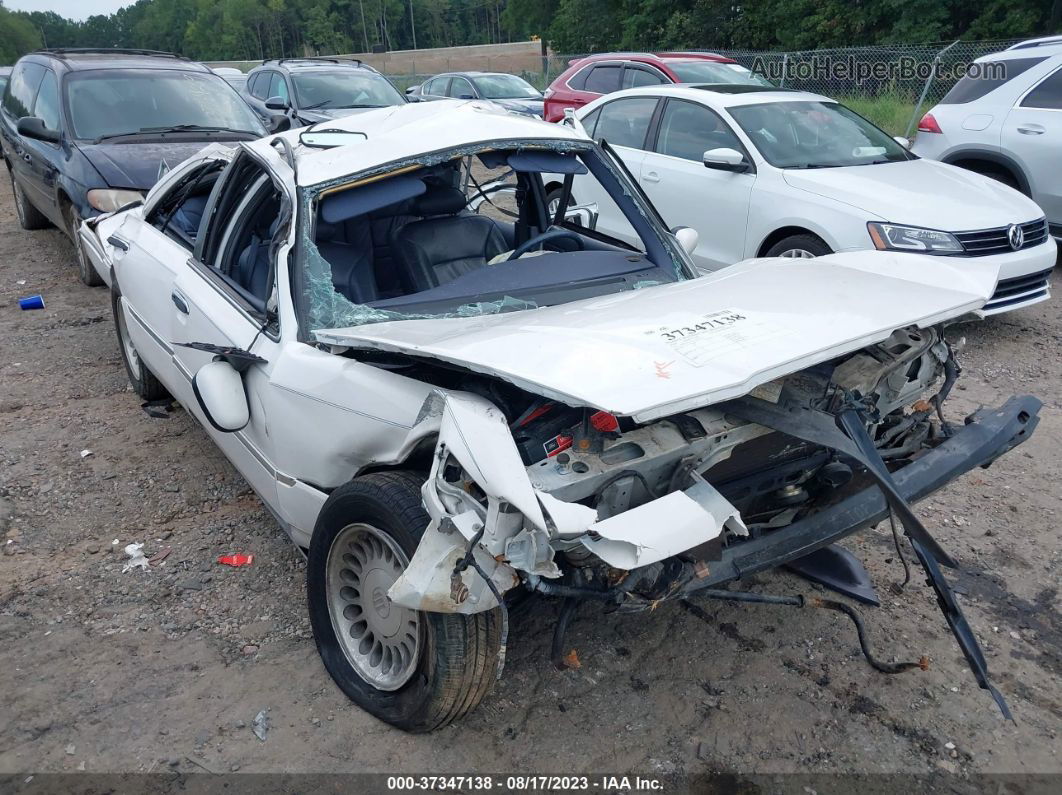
[
  {"xmin": 69, "ymin": 207, "xmax": 103, "ymax": 286},
  {"xmin": 307, "ymin": 472, "xmax": 502, "ymax": 732},
  {"xmin": 765, "ymin": 233, "xmax": 831, "ymax": 259}
]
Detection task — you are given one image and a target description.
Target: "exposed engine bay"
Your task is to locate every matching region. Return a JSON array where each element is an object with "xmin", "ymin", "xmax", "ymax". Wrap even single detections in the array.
[{"xmin": 378, "ymin": 324, "xmax": 950, "ymax": 608}]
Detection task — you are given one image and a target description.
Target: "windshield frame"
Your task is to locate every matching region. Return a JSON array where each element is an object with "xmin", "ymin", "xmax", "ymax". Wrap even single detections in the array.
[
  {"xmin": 291, "ymin": 68, "xmax": 405, "ymax": 110},
  {"xmin": 62, "ymin": 67, "xmax": 266, "ymax": 142},
  {"xmin": 470, "ymin": 74, "xmax": 542, "ymax": 100},
  {"xmin": 293, "ymin": 138, "xmax": 695, "ymax": 338},
  {"xmin": 726, "ymin": 99, "xmax": 914, "ymax": 170}
]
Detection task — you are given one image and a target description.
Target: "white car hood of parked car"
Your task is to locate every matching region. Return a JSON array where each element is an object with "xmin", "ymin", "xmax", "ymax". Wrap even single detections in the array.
[
  {"xmin": 316, "ymin": 250, "xmax": 1000, "ymax": 423},
  {"xmin": 783, "ymin": 159, "xmax": 1044, "ymax": 231}
]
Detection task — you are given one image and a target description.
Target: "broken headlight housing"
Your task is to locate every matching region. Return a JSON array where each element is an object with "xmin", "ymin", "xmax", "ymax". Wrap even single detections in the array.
[{"xmin": 867, "ymin": 222, "xmax": 963, "ymax": 254}]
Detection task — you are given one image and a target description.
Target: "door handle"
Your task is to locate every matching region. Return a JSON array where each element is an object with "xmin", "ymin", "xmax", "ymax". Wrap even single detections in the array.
[
  {"xmin": 107, "ymin": 235, "xmax": 129, "ymax": 251},
  {"xmin": 171, "ymin": 291, "xmax": 189, "ymax": 314},
  {"xmin": 1016, "ymin": 125, "xmax": 1045, "ymax": 135},
  {"xmin": 643, "ymin": 171, "xmax": 661, "ymax": 183}
]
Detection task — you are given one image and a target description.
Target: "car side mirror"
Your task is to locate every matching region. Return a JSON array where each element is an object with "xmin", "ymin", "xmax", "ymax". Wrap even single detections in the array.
[
  {"xmin": 703, "ymin": 147, "xmax": 749, "ymax": 173},
  {"xmin": 265, "ymin": 95, "xmax": 289, "ymax": 111},
  {"xmin": 268, "ymin": 113, "xmax": 292, "ymax": 134},
  {"xmin": 892, "ymin": 135, "xmax": 911, "ymax": 149},
  {"xmin": 405, "ymin": 85, "xmax": 419, "ymax": 94},
  {"xmin": 193, "ymin": 359, "xmax": 249, "ymax": 433},
  {"xmin": 671, "ymin": 226, "xmax": 699, "ymax": 255},
  {"xmin": 17, "ymin": 116, "xmax": 60, "ymax": 144}
]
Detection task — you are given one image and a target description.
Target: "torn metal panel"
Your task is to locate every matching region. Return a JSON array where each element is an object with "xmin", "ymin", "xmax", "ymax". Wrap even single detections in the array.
[{"xmin": 582, "ymin": 476, "xmax": 745, "ymax": 569}]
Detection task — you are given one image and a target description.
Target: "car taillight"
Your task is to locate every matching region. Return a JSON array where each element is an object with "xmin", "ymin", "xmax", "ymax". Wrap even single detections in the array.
[{"xmin": 917, "ymin": 112, "xmax": 942, "ymax": 133}]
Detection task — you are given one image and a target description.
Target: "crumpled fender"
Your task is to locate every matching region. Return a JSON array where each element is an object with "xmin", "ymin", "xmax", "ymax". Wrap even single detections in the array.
[{"xmin": 389, "ymin": 390, "xmax": 744, "ymax": 613}]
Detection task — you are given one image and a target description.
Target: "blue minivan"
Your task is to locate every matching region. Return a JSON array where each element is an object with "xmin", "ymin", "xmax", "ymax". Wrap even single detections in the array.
[{"xmin": 1, "ymin": 49, "xmax": 266, "ymax": 285}]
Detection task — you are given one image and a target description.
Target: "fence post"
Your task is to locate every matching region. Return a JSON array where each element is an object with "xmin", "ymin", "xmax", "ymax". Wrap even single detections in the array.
[
  {"xmin": 779, "ymin": 52, "xmax": 788, "ymax": 87},
  {"xmin": 905, "ymin": 39, "xmax": 959, "ymax": 139}
]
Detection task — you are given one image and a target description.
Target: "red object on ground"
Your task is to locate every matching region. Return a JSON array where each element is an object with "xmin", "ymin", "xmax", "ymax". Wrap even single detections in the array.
[{"xmin": 217, "ymin": 554, "xmax": 254, "ymax": 566}]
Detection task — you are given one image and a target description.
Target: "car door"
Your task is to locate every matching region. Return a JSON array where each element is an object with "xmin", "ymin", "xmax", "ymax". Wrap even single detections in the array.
[
  {"xmin": 19, "ymin": 67, "xmax": 63, "ymax": 225},
  {"xmin": 447, "ymin": 76, "xmax": 477, "ymax": 100},
  {"xmin": 421, "ymin": 76, "xmax": 451, "ymax": 100},
  {"xmin": 1, "ymin": 62, "xmax": 46, "ymax": 204},
  {"xmin": 169, "ymin": 151, "xmax": 288, "ymax": 510},
  {"xmin": 111, "ymin": 154, "xmax": 232, "ymax": 391},
  {"xmin": 640, "ymin": 98, "xmax": 755, "ymax": 270},
  {"xmin": 572, "ymin": 96, "xmax": 658, "ymax": 246},
  {"xmin": 1003, "ymin": 65, "xmax": 1062, "ymax": 226}
]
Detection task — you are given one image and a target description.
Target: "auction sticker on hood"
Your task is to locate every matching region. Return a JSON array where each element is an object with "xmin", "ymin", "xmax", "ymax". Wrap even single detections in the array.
[{"xmin": 654, "ymin": 309, "xmax": 784, "ymax": 367}]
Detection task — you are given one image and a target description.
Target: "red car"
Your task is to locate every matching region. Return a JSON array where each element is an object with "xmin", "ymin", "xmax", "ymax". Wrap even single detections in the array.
[{"xmin": 542, "ymin": 52, "xmax": 772, "ymax": 122}]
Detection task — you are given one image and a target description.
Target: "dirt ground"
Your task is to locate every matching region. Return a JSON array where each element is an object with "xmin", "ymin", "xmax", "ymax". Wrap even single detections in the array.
[{"xmin": 1, "ymin": 173, "xmax": 1060, "ymax": 788}]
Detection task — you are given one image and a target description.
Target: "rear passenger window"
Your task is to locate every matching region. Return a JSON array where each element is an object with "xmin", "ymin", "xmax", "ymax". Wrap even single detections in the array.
[
  {"xmin": 594, "ymin": 97, "xmax": 657, "ymax": 149},
  {"xmin": 1021, "ymin": 68, "xmax": 1062, "ymax": 109},
  {"xmin": 568, "ymin": 65, "xmax": 593, "ymax": 91},
  {"xmin": 33, "ymin": 70, "xmax": 61, "ymax": 132},
  {"xmin": 584, "ymin": 65, "xmax": 621, "ymax": 95},
  {"xmin": 3, "ymin": 62, "xmax": 46, "ymax": 119},
  {"xmin": 940, "ymin": 57, "xmax": 1046, "ymax": 104},
  {"xmin": 248, "ymin": 73, "xmax": 267, "ymax": 99},
  {"xmin": 623, "ymin": 68, "xmax": 665, "ymax": 89}
]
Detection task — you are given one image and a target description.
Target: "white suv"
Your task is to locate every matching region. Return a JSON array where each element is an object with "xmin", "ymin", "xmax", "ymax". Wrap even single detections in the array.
[{"xmin": 913, "ymin": 36, "xmax": 1062, "ymax": 242}]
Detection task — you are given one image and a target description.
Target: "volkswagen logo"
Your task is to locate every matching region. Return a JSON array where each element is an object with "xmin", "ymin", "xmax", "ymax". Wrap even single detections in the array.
[{"xmin": 1008, "ymin": 223, "xmax": 1024, "ymax": 250}]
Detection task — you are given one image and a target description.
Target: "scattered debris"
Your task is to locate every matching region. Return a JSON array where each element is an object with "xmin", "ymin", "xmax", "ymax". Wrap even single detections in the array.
[
  {"xmin": 241, "ymin": 644, "xmax": 259, "ymax": 655},
  {"xmin": 80, "ymin": 450, "xmax": 93, "ymax": 459},
  {"xmin": 218, "ymin": 554, "xmax": 254, "ymax": 567},
  {"xmin": 147, "ymin": 547, "xmax": 172, "ymax": 567},
  {"xmin": 18, "ymin": 294, "xmax": 45, "ymax": 310},
  {"xmin": 140, "ymin": 399, "xmax": 176, "ymax": 419},
  {"xmin": 65, "ymin": 744, "xmax": 75, "ymax": 755},
  {"xmin": 121, "ymin": 543, "xmax": 150, "ymax": 573},
  {"xmin": 562, "ymin": 649, "xmax": 582, "ymax": 669},
  {"xmin": 251, "ymin": 709, "xmax": 269, "ymax": 742}
]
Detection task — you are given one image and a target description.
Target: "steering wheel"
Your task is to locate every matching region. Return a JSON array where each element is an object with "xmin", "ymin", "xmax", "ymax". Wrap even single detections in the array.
[{"xmin": 506, "ymin": 227, "xmax": 584, "ymax": 261}]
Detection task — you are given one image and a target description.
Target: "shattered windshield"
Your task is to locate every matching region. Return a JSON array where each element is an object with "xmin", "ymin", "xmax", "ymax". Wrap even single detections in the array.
[{"xmin": 300, "ymin": 141, "xmax": 692, "ymax": 334}]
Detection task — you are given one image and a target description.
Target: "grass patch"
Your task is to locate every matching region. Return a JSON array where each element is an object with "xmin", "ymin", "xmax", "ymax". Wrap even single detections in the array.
[{"xmin": 840, "ymin": 94, "xmax": 918, "ymax": 137}]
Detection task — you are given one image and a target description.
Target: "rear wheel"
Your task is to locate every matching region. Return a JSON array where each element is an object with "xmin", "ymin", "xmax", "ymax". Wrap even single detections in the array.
[
  {"xmin": 765, "ymin": 233, "xmax": 831, "ymax": 259},
  {"xmin": 68, "ymin": 206, "xmax": 104, "ymax": 286},
  {"xmin": 546, "ymin": 186, "xmax": 575, "ymax": 219},
  {"xmin": 10, "ymin": 173, "xmax": 50, "ymax": 230},
  {"xmin": 111, "ymin": 287, "xmax": 169, "ymax": 401},
  {"xmin": 307, "ymin": 472, "xmax": 502, "ymax": 732}
]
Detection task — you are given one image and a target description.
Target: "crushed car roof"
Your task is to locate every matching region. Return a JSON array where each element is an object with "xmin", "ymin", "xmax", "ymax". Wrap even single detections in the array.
[{"xmin": 254, "ymin": 101, "xmax": 589, "ymax": 187}]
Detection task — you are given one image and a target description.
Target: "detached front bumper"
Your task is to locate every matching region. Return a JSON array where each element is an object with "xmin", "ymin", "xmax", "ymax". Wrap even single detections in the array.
[{"xmin": 681, "ymin": 394, "xmax": 1040, "ymax": 595}]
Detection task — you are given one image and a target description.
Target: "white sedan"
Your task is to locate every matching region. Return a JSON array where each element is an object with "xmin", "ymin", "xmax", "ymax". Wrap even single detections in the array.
[
  {"xmin": 555, "ymin": 85, "xmax": 1056, "ymax": 315},
  {"xmin": 81, "ymin": 101, "xmax": 1036, "ymax": 730}
]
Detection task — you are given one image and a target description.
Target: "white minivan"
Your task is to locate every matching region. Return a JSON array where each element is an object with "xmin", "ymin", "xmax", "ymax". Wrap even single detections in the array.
[{"xmin": 554, "ymin": 84, "xmax": 1056, "ymax": 315}]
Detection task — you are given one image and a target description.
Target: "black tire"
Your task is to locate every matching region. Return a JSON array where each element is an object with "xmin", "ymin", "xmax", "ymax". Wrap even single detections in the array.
[
  {"xmin": 111, "ymin": 287, "xmax": 170, "ymax": 401},
  {"xmin": 10, "ymin": 172, "xmax": 50, "ymax": 230},
  {"xmin": 68, "ymin": 206, "xmax": 104, "ymax": 286},
  {"xmin": 545, "ymin": 186, "xmax": 574, "ymax": 219},
  {"xmin": 307, "ymin": 472, "xmax": 502, "ymax": 732},
  {"xmin": 764, "ymin": 233, "xmax": 832, "ymax": 259}
]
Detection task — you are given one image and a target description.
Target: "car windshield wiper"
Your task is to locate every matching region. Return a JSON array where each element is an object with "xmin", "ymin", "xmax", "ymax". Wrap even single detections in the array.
[
  {"xmin": 302, "ymin": 100, "xmax": 335, "ymax": 110},
  {"xmin": 93, "ymin": 125, "xmax": 258, "ymax": 143}
]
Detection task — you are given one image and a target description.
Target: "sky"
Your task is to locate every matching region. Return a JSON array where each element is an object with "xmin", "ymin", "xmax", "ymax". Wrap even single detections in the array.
[{"xmin": 5, "ymin": 0, "xmax": 134, "ymax": 22}]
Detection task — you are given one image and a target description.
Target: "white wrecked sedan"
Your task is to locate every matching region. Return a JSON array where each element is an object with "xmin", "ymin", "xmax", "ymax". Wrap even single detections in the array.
[{"xmin": 80, "ymin": 101, "xmax": 1040, "ymax": 731}]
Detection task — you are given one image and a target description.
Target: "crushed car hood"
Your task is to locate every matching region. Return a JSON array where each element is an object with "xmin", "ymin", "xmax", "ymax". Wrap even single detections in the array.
[
  {"xmin": 79, "ymin": 141, "xmax": 217, "ymax": 190},
  {"xmin": 783, "ymin": 159, "xmax": 1045, "ymax": 230},
  {"xmin": 316, "ymin": 251, "xmax": 1000, "ymax": 423}
]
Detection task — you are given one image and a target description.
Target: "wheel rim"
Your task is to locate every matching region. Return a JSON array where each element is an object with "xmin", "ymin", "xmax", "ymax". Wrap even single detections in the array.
[
  {"xmin": 547, "ymin": 197, "xmax": 560, "ymax": 217},
  {"xmin": 779, "ymin": 248, "xmax": 816, "ymax": 259},
  {"xmin": 70, "ymin": 213, "xmax": 90, "ymax": 278},
  {"xmin": 325, "ymin": 523, "xmax": 421, "ymax": 691},
  {"xmin": 116, "ymin": 300, "xmax": 142, "ymax": 379}
]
